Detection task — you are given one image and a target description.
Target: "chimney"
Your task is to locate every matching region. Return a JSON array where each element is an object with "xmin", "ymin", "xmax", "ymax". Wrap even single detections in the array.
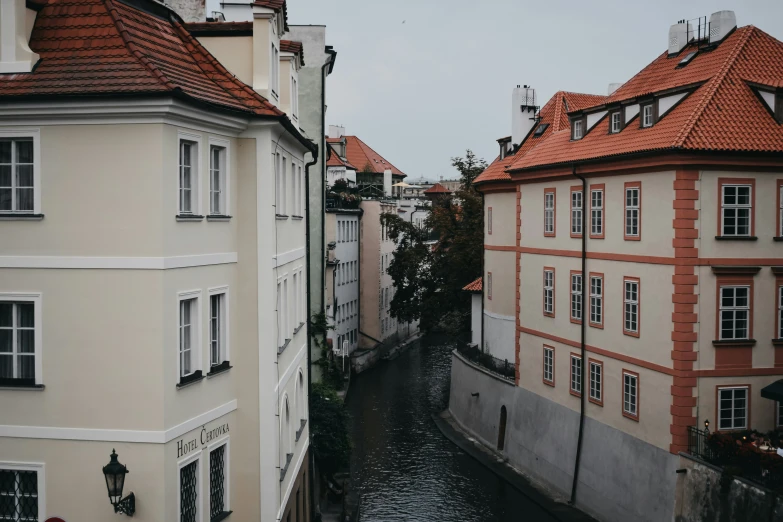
[
  {"xmin": 0, "ymin": 0, "xmax": 39, "ymax": 73},
  {"xmin": 328, "ymin": 125, "xmax": 345, "ymax": 139},
  {"xmin": 607, "ymin": 83, "xmax": 622, "ymax": 96},
  {"xmin": 668, "ymin": 20, "xmax": 693, "ymax": 55},
  {"xmin": 511, "ymin": 85, "xmax": 536, "ymax": 149},
  {"xmin": 709, "ymin": 10, "xmax": 737, "ymax": 44}
]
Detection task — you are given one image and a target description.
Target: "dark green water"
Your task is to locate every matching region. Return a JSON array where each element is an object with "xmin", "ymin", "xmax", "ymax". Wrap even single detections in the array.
[{"xmin": 346, "ymin": 335, "xmax": 557, "ymax": 522}]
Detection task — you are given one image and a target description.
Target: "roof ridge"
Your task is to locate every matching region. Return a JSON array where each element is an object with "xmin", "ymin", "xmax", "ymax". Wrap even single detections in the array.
[
  {"xmin": 673, "ymin": 26, "xmax": 755, "ymax": 147},
  {"xmin": 551, "ymin": 92, "xmax": 566, "ymax": 132},
  {"xmin": 104, "ymin": 0, "xmax": 176, "ymax": 91},
  {"xmin": 350, "ymin": 136, "xmax": 405, "ymax": 175}
]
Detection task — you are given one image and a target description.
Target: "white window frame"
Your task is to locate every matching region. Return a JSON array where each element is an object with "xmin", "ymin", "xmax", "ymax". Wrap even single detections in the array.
[
  {"xmin": 590, "ymin": 189, "xmax": 603, "ymax": 236},
  {"xmin": 0, "ymin": 292, "xmax": 43, "ymax": 385},
  {"xmin": 623, "ymin": 372, "xmax": 638, "ymax": 417},
  {"xmin": 625, "ymin": 187, "xmax": 640, "ymax": 237},
  {"xmin": 718, "ymin": 386, "xmax": 748, "ymax": 430},
  {"xmin": 543, "ymin": 269, "xmax": 554, "ymax": 315},
  {"xmin": 589, "ymin": 361, "xmax": 602, "ymax": 402},
  {"xmin": 177, "ymin": 452, "xmax": 202, "ymax": 522},
  {"xmin": 208, "ymin": 286, "xmax": 229, "ymax": 369},
  {"xmin": 590, "ymin": 276, "xmax": 603, "ymax": 326},
  {"xmin": 208, "ymin": 137, "xmax": 230, "ymax": 216},
  {"xmin": 571, "ymin": 189, "xmax": 583, "ymax": 236},
  {"xmin": 543, "ymin": 347, "xmax": 554, "ymax": 384},
  {"xmin": 642, "ymin": 104, "xmax": 654, "ymax": 127},
  {"xmin": 719, "ymin": 285, "xmax": 750, "ymax": 340},
  {"xmin": 291, "ymin": 76, "xmax": 299, "ymax": 118},
  {"xmin": 721, "ymin": 184, "xmax": 752, "ymax": 237},
  {"xmin": 573, "ymin": 119, "xmax": 583, "ymax": 139},
  {"xmin": 544, "ymin": 192, "xmax": 555, "ymax": 235},
  {"xmin": 279, "ymin": 394, "xmax": 292, "ymax": 468},
  {"xmin": 178, "ymin": 132, "xmax": 202, "ymax": 216},
  {"xmin": 275, "ymin": 152, "xmax": 283, "ymax": 216},
  {"xmin": 0, "ymin": 129, "xmax": 41, "ymax": 215},
  {"xmin": 207, "ymin": 435, "xmax": 231, "ymax": 519},
  {"xmin": 271, "ymin": 43, "xmax": 280, "ymax": 98},
  {"xmin": 0, "ymin": 461, "xmax": 46, "ymax": 521},
  {"xmin": 177, "ymin": 290, "xmax": 202, "ymax": 382},
  {"xmin": 779, "ymin": 286, "xmax": 783, "ymax": 339},
  {"xmin": 570, "ymin": 355, "xmax": 582, "ymax": 395},
  {"xmin": 610, "ymin": 112, "xmax": 621, "ymax": 133},
  {"xmin": 624, "ymin": 279, "xmax": 639, "ymax": 334},
  {"xmin": 571, "ymin": 273, "xmax": 582, "ymax": 322}
]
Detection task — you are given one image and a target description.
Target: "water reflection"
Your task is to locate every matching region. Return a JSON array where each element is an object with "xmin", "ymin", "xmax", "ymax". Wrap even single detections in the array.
[{"xmin": 347, "ymin": 336, "xmax": 556, "ymax": 522}]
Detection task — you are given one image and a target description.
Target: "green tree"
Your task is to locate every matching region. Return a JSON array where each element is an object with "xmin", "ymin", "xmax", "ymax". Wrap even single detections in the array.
[{"xmin": 310, "ymin": 382, "xmax": 351, "ymax": 477}]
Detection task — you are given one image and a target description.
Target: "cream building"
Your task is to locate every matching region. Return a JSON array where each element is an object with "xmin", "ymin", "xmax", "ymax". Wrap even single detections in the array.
[
  {"xmin": 325, "ymin": 209, "xmax": 361, "ymax": 358},
  {"xmin": 453, "ymin": 12, "xmax": 783, "ymax": 522},
  {"xmin": 0, "ymin": 0, "xmax": 317, "ymax": 520}
]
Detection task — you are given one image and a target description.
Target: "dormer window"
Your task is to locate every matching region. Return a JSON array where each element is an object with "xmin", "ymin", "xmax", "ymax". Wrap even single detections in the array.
[
  {"xmin": 641, "ymin": 104, "xmax": 654, "ymax": 128},
  {"xmin": 534, "ymin": 123, "xmax": 549, "ymax": 137},
  {"xmin": 610, "ymin": 112, "xmax": 622, "ymax": 134},
  {"xmin": 572, "ymin": 120, "xmax": 583, "ymax": 140}
]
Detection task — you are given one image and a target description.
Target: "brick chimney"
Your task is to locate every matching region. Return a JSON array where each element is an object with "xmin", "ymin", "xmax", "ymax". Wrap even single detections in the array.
[{"xmin": 0, "ymin": 0, "xmax": 39, "ymax": 73}]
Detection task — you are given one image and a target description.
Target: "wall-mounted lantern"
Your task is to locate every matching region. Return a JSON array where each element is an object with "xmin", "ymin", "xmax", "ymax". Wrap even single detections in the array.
[
  {"xmin": 704, "ymin": 419, "xmax": 710, "ymax": 433},
  {"xmin": 102, "ymin": 449, "xmax": 135, "ymax": 516}
]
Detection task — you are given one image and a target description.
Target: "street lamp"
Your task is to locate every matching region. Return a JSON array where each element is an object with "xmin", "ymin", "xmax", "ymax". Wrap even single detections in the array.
[
  {"xmin": 704, "ymin": 419, "xmax": 710, "ymax": 433},
  {"xmin": 102, "ymin": 449, "xmax": 135, "ymax": 516}
]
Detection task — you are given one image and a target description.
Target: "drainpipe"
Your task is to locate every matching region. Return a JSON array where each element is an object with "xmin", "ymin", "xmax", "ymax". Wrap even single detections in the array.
[
  {"xmin": 570, "ymin": 165, "xmax": 587, "ymax": 505},
  {"xmin": 480, "ymin": 192, "xmax": 485, "ymax": 351}
]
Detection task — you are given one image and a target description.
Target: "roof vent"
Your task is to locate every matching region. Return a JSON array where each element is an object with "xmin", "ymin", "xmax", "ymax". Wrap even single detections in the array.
[
  {"xmin": 668, "ymin": 21, "xmax": 693, "ymax": 55},
  {"xmin": 709, "ymin": 10, "xmax": 736, "ymax": 44}
]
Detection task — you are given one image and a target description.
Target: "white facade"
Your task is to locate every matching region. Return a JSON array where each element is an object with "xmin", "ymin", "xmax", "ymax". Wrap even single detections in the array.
[{"xmin": 326, "ymin": 211, "xmax": 360, "ymax": 357}]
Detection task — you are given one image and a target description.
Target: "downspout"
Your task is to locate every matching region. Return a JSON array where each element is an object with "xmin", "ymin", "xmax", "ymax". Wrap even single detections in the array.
[
  {"xmin": 569, "ymin": 165, "xmax": 587, "ymax": 505},
  {"xmin": 304, "ymin": 150, "xmax": 318, "ymax": 496},
  {"xmin": 480, "ymin": 191, "xmax": 485, "ymax": 350},
  {"xmin": 320, "ymin": 48, "xmax": 337, "ymax": 332}
]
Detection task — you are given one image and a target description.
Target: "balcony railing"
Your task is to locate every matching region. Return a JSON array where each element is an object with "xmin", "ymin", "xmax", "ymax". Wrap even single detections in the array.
[{"xmin": 455, "ymin": 343, "xmax": 515, "ymax": 381}]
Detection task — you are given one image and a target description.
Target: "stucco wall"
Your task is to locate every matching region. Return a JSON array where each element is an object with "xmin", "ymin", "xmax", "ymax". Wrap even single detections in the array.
[
  {"xmin": 485, "ymin": 191, "xmax": 516, "ymax": 247},
  {"xmin": 485, "ymin": 249, "xmax": 515, "ymax": 318},
  {"xmin": 196, "ymin": 35, "xmax": 253, "ymax": 85}
]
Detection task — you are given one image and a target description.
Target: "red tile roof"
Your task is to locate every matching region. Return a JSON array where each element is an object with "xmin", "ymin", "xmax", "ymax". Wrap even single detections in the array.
[
  {"xmin": 326, "ymin": 146, "xmax": 356, "ymax": 169},
  {"xmin": 511, "ymin": 26, "xmax": 783, "ymax": 172},
  {"xmin": 423, "ymin": 182, "xmax": 451, "ymax": 194},
  {"xmin": 253, "ymin": 0, "xmax": 288, "ymax": 30},
  {"xmin": 463, "ymin": 277, "xmax": 482, "ymax": 292},
  {"xmin": 183, "ymin": 21, "xmax": 253, "ymax": 35},
  {"xmin": 335, "ymin": 136, "xmax": 406, "ymax": 177},
  {"xmin": 0, "ymin": 0, "xmax": 283, "ymax": 119},
  {"xmin": 280, "ymin": 40, "xmax": 304, "ymax": 65}
]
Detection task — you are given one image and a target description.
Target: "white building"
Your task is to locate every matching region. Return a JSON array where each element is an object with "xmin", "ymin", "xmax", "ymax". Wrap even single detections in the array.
[
  {"xmin": 0, "ymin": 0, "xmax": 316, "ymax": 520},
  {"xmin": 325, "ymin": 210, "xmax": 361, "ymax": 358}
]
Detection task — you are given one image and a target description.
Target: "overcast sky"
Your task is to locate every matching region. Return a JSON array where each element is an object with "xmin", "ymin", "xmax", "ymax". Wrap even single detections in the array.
[{"xmin": 284, "ymin": 1, "xmax": 783, "ymax": 180}]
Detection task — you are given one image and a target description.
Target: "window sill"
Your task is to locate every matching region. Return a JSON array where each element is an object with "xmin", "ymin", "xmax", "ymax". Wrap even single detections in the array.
[
  {"xmin": 589, "ymin": 322, "xmax": 604, "ymax": 330},
  {"xmin": 293, "ymin": 322, "xmax": 305, "ymax": 334},
  {"xmin": 276, "ymin": 214, "xmax": 289, "ymax": 220},
  {"xmin": 207, "ymin": 214, "xmax": 232, "ymax": 222},
  {"xmin": 715, "ymin": 236, "xmax": 757, "ymax": 241},
  {"xmin": 0, "ymin": 213, "xmax": 44, "ymax": 221},
  {"xmin": 277, "ymin": 338, "xmax": 291, "ymax": 355},
  {"xmin": 588, "ymin": 397, "xmax": 604, "ymax": 407},
  {"xmin": 176, "ymin": 371, "xmax": 204, "ymax": 389},
  {"xmin": 622, "ymin": 412, "xmax": 640, "ymax": 422},
  {"xmin": 207, "ymin": 361, "xmax": 232, "ymax": 377},
  {"xmin": 279, "ymin": 452, "xmax": 293, "ymax": 482},
  {"xmin": 0, "ymin": 383, "xmax": 44, "ymax": 391},
  {"xmin": 292, "ymin": 215, "xmax": 304, "ymax": 220},
  {"xmin": 712, "ymin": 339, "xmax": 756, "ymax": 348},
  {"xmin": 176, "ymin": 214, "xmax": 204, "ymax": 222},
  {"xmin": 772, "ymin": 338, "xmax": 783, "ymax": 346},
  {"xmin": 212, "ymin": 511, "xmax": 232, "ymax": 522},
  {"xmin": 295, "ymin": 419, "xmax": 307, "ymax": 442},
  {"xmin": 569, "ymin": 390, "xmax": 582, "ymax": 398},
  {"xmin": 773, "ymin": 237, "xmax": 783, "ymax": 242}
]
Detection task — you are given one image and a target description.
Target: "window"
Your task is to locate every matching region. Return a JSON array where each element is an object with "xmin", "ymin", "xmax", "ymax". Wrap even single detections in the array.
[
  {"xmin": 572, "ymin": 119, "xmax": 583, "ymax": 140},
  {"xmin": 543, "ymin": 268, "xmax": 554, "ymax": 317},
  {"xmin": 778, "ymin": 401, "xmax": 783, "ymax": 428},
  {"xmin": 179, "ymin": 140, "xmax": 197, "ymax": 214},
  {"xmin": 623, "ymin": 371, "xmax": 639, "ymax": 420},
  {"xmin": 589, "ymin": 360, "xmax": 603, "ymax": 405},
  {"xmin": 778, "ymin": 180, "xmax": 783, "ymax": 238},
  {"xmin": 209, "ymin": 145, "xmax": 226, "ymax": 215},
  {"xmin": 720, "ymin": 182, "xmax": 753, "ymax": 237},
  {"xmin": 570, "ymin": 272, "xmax": 582, "ymax": 323},
  {"xmin": 0, "ymin": 300, "xmax": 37, "ymax": 386},
  {"xmin": 570, "ymin": 355, "xmax": 582, "ymax": 396},
  {"xmin": 543, "ymin": 346, "xmax": 554, "ymax": 386},
  {"xmin": 291, "ymin": 161, "xmax": 297, "ymax": 217},
  {"xmin": 487, "ymin": 206, "xmax": 492, "ymax": 235},
  {"xmin": 589, "ymin": 274, "xmax": 603, "ymax": 327},
  {"xmin": 571, "ymin": 188, "xmax": 583, "ymax": 237},
  {"xmin": 624, "ymin": 183, "xmax": 641, "ymax": 240},
  {"xmin": 778, "ymin": 285, "xmax": 783, "ymax": 340},
  {"xmin": 533, "ymin": 123, "xmax": 549, "ymax": 137},
  {"xmin": 209, "ymin": 441, "xmax": 230, "ymax": 521},
  {"xmin": 719, "ymin": 286, "xmax": 750, "ymax": 340},
  {"xmin": 641, "ymin": 104, "xmax": 654, "ymax": 127},
  {"xmin": 209, "ymin": 288, "xmax": 228, "ymax": 370},
  {"xmin": 275, "ymin": 153, "xmax": 285, "ymax": 216},
  {"xmin": 610, "ymin": 111, "xmax": 622, "ymax": 133},
  {"xmin": 178, "ymin": 292, "xmax": 201, "ymax": 385},
  {"xmin": 624, "ymin": 278, "xmax": 639, "ymax": 336},
  {"xmin": 718, "ymin": 386, "xmax": 748, "ymax": 430},
  {"xmin": 297, "ymin": 165, "xmax": 303, "ymax": 216},
  {"xmin": 179, "ymin": 457, "xmax": 199, "ymax": 522},
  {"xmin": 271, "ymin": 44, "xmax": 280, "ymax": 96},
  {"xmin": 0, "ymin": 138, "xmax": 34, "ymax": 213},
  {"xmin": 590, "ymin": 186, "xmax": 604, "ymax": 238},
  {"xmin": 291, "ymin": 76, "xmax": 299, "ymax": 118},
  {"xmin": 487, "ymin": 272, "xmax": 492, "ymax": 300},
  {"xmin": 0, "ymin": 463, "xmax": 44, "ymax": 522},
  {"xmin": 544, "ymin": 189, "xmax": 555, "ymax": 236}
]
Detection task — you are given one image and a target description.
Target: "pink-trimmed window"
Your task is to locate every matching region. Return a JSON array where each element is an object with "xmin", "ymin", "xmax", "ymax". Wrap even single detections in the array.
[
  {"xmin": 543, "ymin": 346, "xmax": 554, "ymax": 386},
  {"xmin": 623, "ymin": 277, "xmax": 640, "ymax": 337},
  {"xmin": 543, "ymin": 268, "xmax": 555, "ymax": 317},
  {"xmin": 622, "ymin": 370, "xmax": 639, "ymax": 421},
  {"xmin": 624, "ymin": 182, "xmax": 641, "ymax": 241},
  {"xmin": 544, "ymin": 188, "xmax": 556, "ymax": 237}
]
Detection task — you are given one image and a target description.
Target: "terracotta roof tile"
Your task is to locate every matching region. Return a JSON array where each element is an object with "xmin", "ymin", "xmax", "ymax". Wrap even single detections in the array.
[
  {"xmin": 423, "ymin": 182, "xmax": 451, "ymax": 194},
  {"xmin": 252, "ymin": 0, "xmax": 287, "ymax": 30},
  {"xmin": 183, "ymin": 21, "xmax": 252, "ymax": 35},
  {"xmin": 326, "ymin": 146, "xmax": 356, "ymax": 169},
  {"xmin": 463, "ymin": 277, "xmax": 482, "ymax": 292},
  {"xmin": 280, "ymin": 39, "xmax": 304, "ymax": 65},
  {"xmin": 339, "ymin": 136, "xmax": 405, "ymax": 177}
]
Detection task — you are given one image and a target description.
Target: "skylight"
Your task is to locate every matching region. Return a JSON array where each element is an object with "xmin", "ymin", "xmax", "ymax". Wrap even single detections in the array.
[
  {"xmin": 676, "ymin": 51, "xmax": 698, "ymax": 68},
  {"xmin": 533, "ymin": 123, "xmax": 550, "ymax": 137}
]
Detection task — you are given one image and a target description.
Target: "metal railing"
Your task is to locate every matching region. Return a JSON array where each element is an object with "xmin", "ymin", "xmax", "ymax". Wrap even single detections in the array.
[
  {"xmin": 687, "ymin": 426, "xmax": 716, "ymax": 461},
  {"xmin": 455, "ymin": 343, "xmax": 516, "ymax": 381}
]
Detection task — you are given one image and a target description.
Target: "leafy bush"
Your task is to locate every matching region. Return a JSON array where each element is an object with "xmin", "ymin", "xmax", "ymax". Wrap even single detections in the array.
[{"xmin": 310, "ymin": 382, "xmax": 351, "ymax": 477}]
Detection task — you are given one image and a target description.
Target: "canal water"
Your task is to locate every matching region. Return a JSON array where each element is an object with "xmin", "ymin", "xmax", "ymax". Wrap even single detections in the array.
[{"xmin": 346, "ymin": 335, "xmax": 557, "ymax": 522}]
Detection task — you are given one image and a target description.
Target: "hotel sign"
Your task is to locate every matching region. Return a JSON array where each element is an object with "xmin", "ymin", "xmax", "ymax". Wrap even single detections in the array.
[{"xmin": 176, "ymin": 422, "xmax": 230, "ymax": 459}]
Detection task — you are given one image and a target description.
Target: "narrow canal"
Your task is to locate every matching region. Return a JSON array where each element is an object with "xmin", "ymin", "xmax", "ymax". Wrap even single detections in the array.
[{"xmin": 346, "ymin": 335, "xmax": 557, "ymax": 522}]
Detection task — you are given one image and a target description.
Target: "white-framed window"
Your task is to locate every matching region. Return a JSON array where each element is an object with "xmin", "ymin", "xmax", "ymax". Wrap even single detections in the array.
[
  {"xmin": 544, "ymin": 191, "xmax": 555, "ymax": 235},
  {"xmin": 208, "ymin": 287, "xmax": 229, "ymax": 370},
  {"xmin": 623, "ymin": 372, "xmax": 639, "ymax": 418},
  {"xmin": 291, "ymin": 76, "xmax": 299, "ymax": 118},
  {"xmin": 280, "ymin": 395, "xmax": 293, "ymax": 470},
  {"xmin": 543, "ymin": 269, "xmax": 554, "ymax": 315},
  {"xmin": 778, "ymin": 286, "xmax": 783, "ymax": 339},
  {"xmin": 178, "ymin": 136, "xmax": 200, "ymax": 215},
  {"xmin": 178, "ymin": 453, "xmax": 201, "ymax": 522},
  {"xmin": 573, "ymin": 119, "xmax": 583, "ymax": 140},
  {"xmin": 208, "ymin": 138, "xmax": 230, "ymax": 216},
  {"xmin": 719, "ymin": 286, "xmax": 750, "ymax": 340},
  {"xmin": 571, "ymin": 273, "xmax": 582, "ymax": 322},
  {"xmin": 207, "ymin": 437, "xmax": 230, "ymax": 521},
  {"xmin": 275, "ymin": 152, "xmax": 284, "ymax": 216},
  {"xmin": 625, "ymin": 186, "xmax": 640, "ymax": 238},
  {"xmin": 590, "ymin": 189, "xmax": 603, "ymax": 236},
  {"xmin": 487, "ymin": 206, "xmax": 493, "ymax": 235},
  {"xmin": 571, "ymin": 189, "xmax": 583, "ymax": 236},
  {"xmin": 543, "ymin": 346, "xmax": 554, "ymax": 384},
  {"xmin": 590, "ymin": 275, "xmax": 603, "ymax": 326},
  {"xmin": 624, "ymin": 279, "xmax": 639, "ymax": 335},
  {"xmin": 718, "ymin": 386, "xmax": 748, "ymax": 430},
  {"xmin": 721, "ymin": 184, "xmax": 752, "ymax": 237},
  {"xmin": 0, "ymin": 293, "xmax": 42, "ymax": 386},
  {"xmin": 779, "ymin": 184, "xmax": 783, "ymax": 237},
  {"xmin": 297, "ymin": 165, "xmax": 303, "ymax": 216},
  {"xmin": 0, "ymin": 462, "xmax": 46, "ymax": 522},
  {"xmin": 178, "ymin": 290, "xmax": 201, "ymax": 384},
  {"xmin": 610, "ymin": 112, "xmax": 621, "ymax": 133},
  {"xmin": 570, "ymin": 355, "xmax": 582, "ymax": 395},
  {"xmin": 642, "ymin": 104, "xmax": 654, "ymax": 127},
  {"xmin": 589, "ymin": 361, "xmax": 602, "ymax": 403},
  {"xmin": 271, "ymin": 43, "xmax": 280, "ymax": 97},
  {"xmin": 0, "ymin": 133, "xmax": 38, "ymax": 214},
  {"xmin": 290, "ymin": 161, "xmax": 296, "ymax": 217}
]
